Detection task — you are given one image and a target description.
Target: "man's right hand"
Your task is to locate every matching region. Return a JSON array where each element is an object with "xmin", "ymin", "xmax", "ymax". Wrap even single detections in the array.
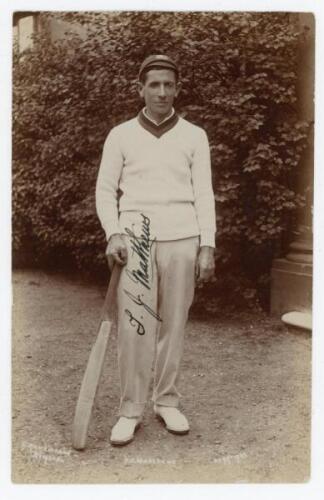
[{"xmin": 105, "ymin": 234, "xmax": 128, "ymax": 270}]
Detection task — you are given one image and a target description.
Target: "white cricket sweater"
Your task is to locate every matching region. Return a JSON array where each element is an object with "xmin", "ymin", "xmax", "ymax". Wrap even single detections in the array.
[{"xmin": 95, "ymin": 110, "xmax": 216, "ymax": 247}]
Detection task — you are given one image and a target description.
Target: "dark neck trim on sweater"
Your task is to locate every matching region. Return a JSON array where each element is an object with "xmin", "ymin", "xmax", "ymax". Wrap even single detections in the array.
[{"xmin": 137, "ymin": 109, "xmax": 179, "ymax": 138}]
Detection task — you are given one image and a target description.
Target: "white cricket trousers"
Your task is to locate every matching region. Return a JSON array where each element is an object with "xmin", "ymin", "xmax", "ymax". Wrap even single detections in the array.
[{"xmin": 116, "ymin": 235, "xmax": 199, "ymax": 417}]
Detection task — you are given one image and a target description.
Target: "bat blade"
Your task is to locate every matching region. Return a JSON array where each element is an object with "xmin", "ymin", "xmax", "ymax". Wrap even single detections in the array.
[
  {"xmin": 71, "ymin": 264, "xmax": 121, "ymax": 450},
  {"xmin": 72, "ymin": 320, "xmax": 112, "ymax": 450}
]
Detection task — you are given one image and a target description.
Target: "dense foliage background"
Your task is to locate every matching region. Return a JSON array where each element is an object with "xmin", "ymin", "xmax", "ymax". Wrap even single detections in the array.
[{"xmin": 12, "ymin": 12, "xmax": 310, "ymax": 310}]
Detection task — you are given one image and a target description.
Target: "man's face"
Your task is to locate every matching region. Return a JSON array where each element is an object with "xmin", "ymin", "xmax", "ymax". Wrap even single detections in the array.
[{"xmin": 138, "ymin": 68, "xmax": 180, "ymax": 121}]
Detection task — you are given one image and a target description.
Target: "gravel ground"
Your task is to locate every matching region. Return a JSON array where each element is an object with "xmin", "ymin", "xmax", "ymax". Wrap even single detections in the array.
[{"xmin": 12, "ymin": 269, "xmax": 311, "ymax": 483}]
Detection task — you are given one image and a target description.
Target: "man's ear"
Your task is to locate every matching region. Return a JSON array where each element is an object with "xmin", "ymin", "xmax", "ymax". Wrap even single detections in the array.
[
  {"xmin": 175, "ymin": 81, "xmax": 182, "ymax": 98},
  {"xmin": 137, "ymin": 81, "xmax": 144, "ymax": 98}
]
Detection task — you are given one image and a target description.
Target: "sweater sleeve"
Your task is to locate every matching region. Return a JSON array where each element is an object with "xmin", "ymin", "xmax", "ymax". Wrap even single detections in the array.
[
  {"xmin": 95, "ymin": 127, "xmax": 124, "ymax": 242},
  {"xmin": 191, "ymin": 128, "xmax": 216, "ymax": 247}
]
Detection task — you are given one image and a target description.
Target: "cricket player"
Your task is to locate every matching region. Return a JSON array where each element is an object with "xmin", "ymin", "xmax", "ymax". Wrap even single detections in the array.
[{"xmin": 96, "ymin": 54, "xmax": 216, "ymax": 445}]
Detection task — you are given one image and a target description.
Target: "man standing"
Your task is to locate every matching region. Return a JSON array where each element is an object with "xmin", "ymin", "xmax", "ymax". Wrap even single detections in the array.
[{"xmin": 96, "ymin": 55, "xmax": 216, "ymax": 446}]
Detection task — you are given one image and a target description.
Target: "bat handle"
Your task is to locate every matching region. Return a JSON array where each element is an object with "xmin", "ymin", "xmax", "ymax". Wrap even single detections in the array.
[{"xmin": 101, "ymin": 264, "xmax": 122, "ymax": 320}]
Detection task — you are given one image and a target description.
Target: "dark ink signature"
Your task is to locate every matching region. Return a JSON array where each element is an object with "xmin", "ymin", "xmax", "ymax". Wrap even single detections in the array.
[
  {"xmin": 125, "ymin": 309, "xmax": 145, "ymax": 335},
  {"xmin": 124, "ymin": 214, "xmax": 162, "ymax": 334},
  {"xmin": 124, "ymin": 289, "xmax": 162, "ymax": 322},
  {"xmin": 124, "ymin": 213, "xmax": 155, "ymax": 290}
]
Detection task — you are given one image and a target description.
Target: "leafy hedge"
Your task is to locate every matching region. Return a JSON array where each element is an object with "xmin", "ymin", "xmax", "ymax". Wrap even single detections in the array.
[{"xmin": 13, "ymin": 12, "xmax": 310, "ymax": 309}]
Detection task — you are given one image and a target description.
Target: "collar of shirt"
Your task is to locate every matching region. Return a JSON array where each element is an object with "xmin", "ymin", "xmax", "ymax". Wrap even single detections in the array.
[{"xmin": 143, "ymin": 107, "xmax": 175, "ymax": 126}]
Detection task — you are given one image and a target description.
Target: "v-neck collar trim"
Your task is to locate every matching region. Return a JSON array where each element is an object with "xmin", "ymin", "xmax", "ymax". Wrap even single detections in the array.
[{"xmin": 137, "ymin": 109, "xmax": 179, "ymax": 138}]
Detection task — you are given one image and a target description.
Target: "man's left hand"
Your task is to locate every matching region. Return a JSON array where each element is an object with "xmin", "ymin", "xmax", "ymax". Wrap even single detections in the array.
[{"xmin": 196, "ymin": 246, "xmax": 215, "ymax": 284}]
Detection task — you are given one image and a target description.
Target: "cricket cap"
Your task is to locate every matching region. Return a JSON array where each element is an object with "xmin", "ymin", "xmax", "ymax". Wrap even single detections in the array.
[{"xmin": 138, "ymin": 54, "xmax": 179, "ymax": 81}]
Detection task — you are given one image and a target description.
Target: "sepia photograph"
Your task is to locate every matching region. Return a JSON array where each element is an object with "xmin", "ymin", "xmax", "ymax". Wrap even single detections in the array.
[{"xmin": 8, "ymin": 6, "xmax": 317, "ymax": 487}]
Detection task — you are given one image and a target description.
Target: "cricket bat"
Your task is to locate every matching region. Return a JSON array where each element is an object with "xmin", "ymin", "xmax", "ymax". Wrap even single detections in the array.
[{"xmin": 72, "ymin": 264, "xmax": 121, "ymax": 450}]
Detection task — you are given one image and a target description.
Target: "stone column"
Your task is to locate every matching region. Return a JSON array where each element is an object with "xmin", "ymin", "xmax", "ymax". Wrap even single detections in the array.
[{"xmin": 270, "ymin": 13, "xmax": 314, "ymax": 324}]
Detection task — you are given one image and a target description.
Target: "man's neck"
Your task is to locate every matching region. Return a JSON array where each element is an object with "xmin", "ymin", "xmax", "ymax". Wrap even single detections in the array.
[{"xmin": 143, "ymin": 107, "xmax": 175, "ymax": 125}]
